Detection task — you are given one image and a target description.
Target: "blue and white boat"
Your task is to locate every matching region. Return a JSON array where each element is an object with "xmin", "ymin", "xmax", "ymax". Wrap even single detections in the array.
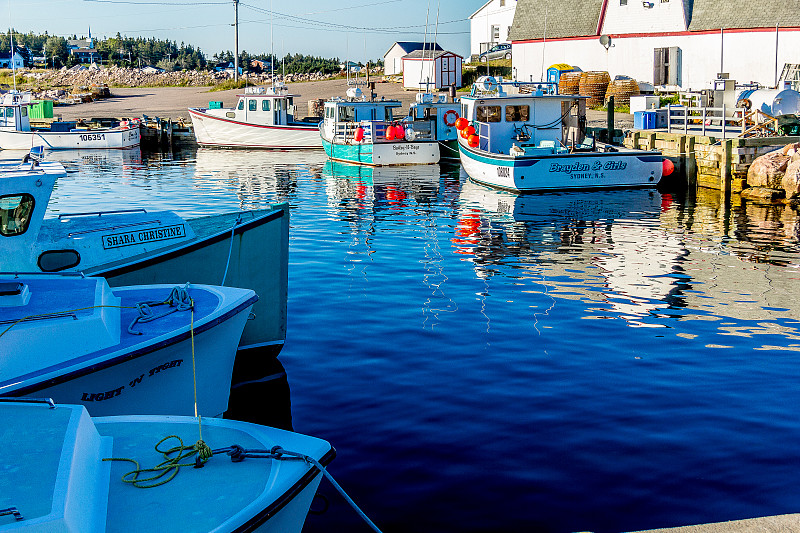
[
  {"xmin": 0, "ymin": 274, "xmax": 256, "ymax": 417},
  {"xmin": 0, "ymin": 150, "xmax": 288, "ymax": 354},
  {"xmin": 320, "ymin": 87, "xmax": 440, "ymax": 166},
  {"xmin": 407, "ymin": 92, "xmax": 461, "ymax": 161},
  {"xmin": 457, "ymin": 77, "xmax": 665, "ymax": 192},
  {"xmin": 0, "ymin": 399, "xmax": 334, "ymax": 533}
]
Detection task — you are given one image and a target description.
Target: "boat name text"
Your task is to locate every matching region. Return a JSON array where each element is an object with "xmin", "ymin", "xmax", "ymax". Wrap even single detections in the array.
[
  {"xmin": 549, "ymin": 161, "xmax": 627, "ymax": 174},
  {"xmin": 80, "ymin": 359, "xmax": 183, "ymax": 402},
  {"xmin": 102, "ymin": 224, "xmax": 186, "ymax": 249}
]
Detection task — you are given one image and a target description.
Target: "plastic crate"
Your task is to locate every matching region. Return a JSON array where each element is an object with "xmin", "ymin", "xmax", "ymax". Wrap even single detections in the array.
[
  {"xmin": 633, "ymin": 110, "xmax": 656, "ymax": 130},
  {"xmin": 28, "ymin": 100, "xmax": 54, "ymax": 119},
  {"xmin": 208, "ymin": 101, "xmax": 223, "ymax": 109}
]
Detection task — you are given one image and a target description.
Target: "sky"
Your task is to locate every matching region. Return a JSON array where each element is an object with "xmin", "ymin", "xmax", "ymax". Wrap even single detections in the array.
[{"xmin": 9, "ymin": 0, "xmax": 486, "ymax": 61}]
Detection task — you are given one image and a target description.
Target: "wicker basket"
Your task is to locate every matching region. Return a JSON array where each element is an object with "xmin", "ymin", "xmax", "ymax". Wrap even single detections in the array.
[
  {"xmin": 578, "ymin": 71, "xmax": 611, "ymax": 107},
  {"xmin": 604, "ymin": 78, "xmax": 640, "ymax": 107},
  {"xmin": 558, "ymin": 71, "xmax": 582, "ymax": 95}
]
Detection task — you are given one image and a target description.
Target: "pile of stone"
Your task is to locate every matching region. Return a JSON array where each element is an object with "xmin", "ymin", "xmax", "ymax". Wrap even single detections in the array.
[
  {"xmin": 743, "ymin": 142, "xmax": 800, "ymax": 202},
  {"xmin": 20, "ymin": 66, "xmax": 335, "ymax": 92}
]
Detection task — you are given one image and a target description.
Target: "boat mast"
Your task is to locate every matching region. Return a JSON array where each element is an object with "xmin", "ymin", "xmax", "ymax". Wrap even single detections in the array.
[{"xmin": 233, "ymin": 0, "xmax": 239, "ymax": 82}]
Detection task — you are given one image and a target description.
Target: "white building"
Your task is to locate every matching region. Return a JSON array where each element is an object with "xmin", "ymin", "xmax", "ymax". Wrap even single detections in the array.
[
  {"xmin": 402, "ymin": 50, "xmax": 463, "ymax": 90},
  {"xmin": 0, "ymin": 51, "xmax": 24, "ymax": 69},
  {"xmin": 383, "ymin": 42, "xmax": 443, "ymax": 76},
  {"xmin": 468, "ymin": 0, "xmax": 518, "ymax": 59},
  {"xmin": 508, "ymin": 0, "xmax": 800, "ymax": 90}
]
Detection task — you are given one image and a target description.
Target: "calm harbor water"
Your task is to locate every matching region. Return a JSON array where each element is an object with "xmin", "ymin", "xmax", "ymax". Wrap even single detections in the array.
[{"xmin": 23, "ymin": 146, "xmax": 800, "ymax": 532}]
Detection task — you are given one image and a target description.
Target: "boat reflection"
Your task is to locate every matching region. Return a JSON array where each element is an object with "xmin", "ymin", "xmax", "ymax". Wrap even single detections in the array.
[
  {"xmin": 0, "ymin": 146, "xmax": 143, "ymax": 171},
  {"xmin": 457, "ymin": 180, "xmax": 687, "ymax": 323},
  {"xmin": 193, "ymin": 147, "xmax": 329, "ymax": 208},
  {"xmin": 225, "ymin": 353, "xmax": 293, "ymax": 430}
]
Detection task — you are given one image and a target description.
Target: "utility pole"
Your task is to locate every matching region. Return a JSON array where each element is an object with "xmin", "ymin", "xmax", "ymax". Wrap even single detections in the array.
[{"xmin": 233, "ymin": 0, "xmax": 239, "ymax": 82}]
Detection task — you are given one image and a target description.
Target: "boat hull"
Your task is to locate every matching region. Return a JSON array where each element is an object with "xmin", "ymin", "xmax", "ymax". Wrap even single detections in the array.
[
  {"xmin": 321, "ymin": 136, "xmax": 439, "ymax": 166},
  {"xmin": 0, "ymin": 127, "xmax": 140, "ymax": 150},
  {"xmin": 458, "ymin": 140, "xmax": 662, "ymax": 192},
  {"xmin": 189, "ymin": 108, "xmax": 322, "ymax": 149}
]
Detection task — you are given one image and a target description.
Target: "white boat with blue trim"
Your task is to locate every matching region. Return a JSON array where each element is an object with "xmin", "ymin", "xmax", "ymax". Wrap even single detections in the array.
[
  {"xmin": 0, "ymin": 399, "xmax": 334, "ymax": 532},
  {"xmin": 457, "ymin": 77, "xmax": 666, "ymax": 192},
  {"xmin": 0, "ymin": 275, "xmax": 255, "ymax": 417},
  {"xmin": 320, "ymin": 87, "xmax": 440, "ymax": 166},
  {"xmin": 0, "ymin": 149, "xmax": 288, "ymax": 354},
  {"xmin": 0, "ymin": 92, "xmax": 140, "ymax": 150},
  {"xmin": 189, "ymin": 84, "xmax": 322, "ymax": 149}
]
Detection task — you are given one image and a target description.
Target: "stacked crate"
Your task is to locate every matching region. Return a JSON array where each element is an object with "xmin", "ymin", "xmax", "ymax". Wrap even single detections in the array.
[
  {"xmin": 605, "ymin": 78, "xmax": 640, "ymax": 107},
  {"xmin": 558, "ymin": 71, "xmax": 582, "ymax": 95}
]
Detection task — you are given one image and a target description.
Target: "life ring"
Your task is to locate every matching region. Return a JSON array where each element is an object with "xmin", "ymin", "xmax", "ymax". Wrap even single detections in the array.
[{"xmin": 443, "ymin": 109, "xmax": 459, "ymax": 127}]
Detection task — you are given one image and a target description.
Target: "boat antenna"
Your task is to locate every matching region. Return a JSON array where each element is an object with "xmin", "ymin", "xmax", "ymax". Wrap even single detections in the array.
[
  {"xmin": 418, "ymin": 0, "xmax": 431, "ymax": 94},
  {"xmin": 540, "ymin": 7, "xmax": 547, "ymax": 82},
  {"xmin": 432, "ymin": 0, "xmax": 441, "ymax": 93},
  {"xmin": 9, "ymin": 1, "xmax": 16, "ymax": 93},
  {"xmin": 270, "ymin": 0, "xmax": 274, "ymax": 85}
]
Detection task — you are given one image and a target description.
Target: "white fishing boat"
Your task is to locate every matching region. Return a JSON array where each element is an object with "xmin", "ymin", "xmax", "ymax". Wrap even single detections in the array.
[
  {"xmin": 0, "ymin": 150, "xmax": 288, "ymax": 353},
  {"xmin": 320, "ymin": 87, "xmax": 440, "ymax": 166},
  {"xmin": 457, "ymin": 77, "xmax": 668, "ymax": 192},
  {"xmin": 0, "ymin": 92, "xmax": 140, "ymax": 150},
  {"xmin": 0, "ymin": 274, "xmax": 255, "ymax": 416},
  {"xmin": 0, "ymin": 399, "xmax": 334, "ymax": 532},
  {"xmin": 189, "ymin": 84, "xmax": 322, "ymax": 149}
]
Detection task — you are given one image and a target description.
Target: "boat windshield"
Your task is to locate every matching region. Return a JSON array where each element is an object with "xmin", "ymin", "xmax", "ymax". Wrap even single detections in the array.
[{"xmin": 0, "ymin": 193, "xmax": 34, "ymax": 237}]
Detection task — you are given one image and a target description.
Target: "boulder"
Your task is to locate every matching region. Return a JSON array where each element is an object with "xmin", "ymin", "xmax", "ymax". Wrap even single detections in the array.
[
  {"xmin": 782, "ymin": 154, "xmax": 800, "ymax": 198},
  {"xmin": 740, "ymin": 186, "xmax": 785, "ymax": 203},
  {"xmin": 747, "ymin": 147, "xmax": 791, "ymax": 189}
]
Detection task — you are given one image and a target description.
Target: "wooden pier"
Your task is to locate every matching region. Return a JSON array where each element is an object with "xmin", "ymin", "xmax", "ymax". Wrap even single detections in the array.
[
  {"xmin": 138, "ymin": 117, "xmax": 196, "ymax": 148},
  {"xmin": 624, "ymin": 130, "xmax": 800, "ymax": 192}
]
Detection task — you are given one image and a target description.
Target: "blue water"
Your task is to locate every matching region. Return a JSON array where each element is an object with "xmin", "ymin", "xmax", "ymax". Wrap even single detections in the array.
[{"xmin": 32, "ymin": 147, "xmax": 800, "ymax": 532}]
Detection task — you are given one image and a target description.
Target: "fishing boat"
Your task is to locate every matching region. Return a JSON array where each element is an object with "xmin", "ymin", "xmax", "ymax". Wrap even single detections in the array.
[
  {"xmin": 0, "ymin": 92, "xmax": 140, "ymax": 150},
  {"xmin": 0, "ymin": 274, "xmax": 255, "ymax": 417},
  {"xmin": 0, "ymin": 399, "xmax": 334, "ymax": 532},
  {"xmin": 0, "ymin": 150, "xmax": 288, "ymax": 354},
  {"xmin": 320, "ymin": 87, "xmax": 440, "ymax": 166},
  {"xmin": 456, "ymin": 77, "xmax": 668, "ymax": 192},
  {"xmin": 188, "ymin": 84, "xmax": 322, "ymax": 149},
  {"xmin": 407, "ymin": 92, "xmax": 461, "ymax": 161}
]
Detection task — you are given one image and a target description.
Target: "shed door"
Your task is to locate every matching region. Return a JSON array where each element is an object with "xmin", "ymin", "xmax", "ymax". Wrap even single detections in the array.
[{"xmin": 653, "ymin": 48, "xmax": 667, "ymax": 86}]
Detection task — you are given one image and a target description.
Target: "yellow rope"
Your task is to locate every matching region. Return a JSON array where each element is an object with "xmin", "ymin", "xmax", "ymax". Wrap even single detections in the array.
[
  {"xmin": 189, "ymin": 298, "xmax": 204, "ymax": 444},
  {"xmin": 103, "ymin": 435, "xmax": 211, "ymax": 488}
]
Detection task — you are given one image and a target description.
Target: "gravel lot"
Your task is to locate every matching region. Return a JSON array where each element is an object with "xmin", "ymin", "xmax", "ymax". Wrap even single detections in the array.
[{"xmin": 54, "ymin": 79, "xmax": 632, "ymax": 128}]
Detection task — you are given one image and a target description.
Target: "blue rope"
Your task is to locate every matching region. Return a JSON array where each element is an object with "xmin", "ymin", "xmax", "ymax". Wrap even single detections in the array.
[{"xmin": 128, "ymin": 283, "xmax": 193, "ymax": 335}]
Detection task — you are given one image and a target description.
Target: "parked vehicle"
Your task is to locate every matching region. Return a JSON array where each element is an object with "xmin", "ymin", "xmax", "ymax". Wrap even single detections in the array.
[{"xmin": 479, "ymin": 44, "xmax": 511, "ymax": 62}]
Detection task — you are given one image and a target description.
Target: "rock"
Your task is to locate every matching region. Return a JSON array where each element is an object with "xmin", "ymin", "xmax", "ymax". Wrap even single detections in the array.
[
  {"xmin": 782, "ymin": 158, "xmax": 800, "ymax": 198},
  {"xmin": 741, "ymin": 186, "xmax": 785, "ymax": 203},
  {"xmin": 747, "ymin": 148, "xmax": 791, "ymax": 189}
]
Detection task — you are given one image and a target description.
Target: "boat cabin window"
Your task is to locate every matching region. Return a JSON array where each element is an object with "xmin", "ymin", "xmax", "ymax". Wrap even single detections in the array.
[
  {"xmin": 21, "ymin": 107, "xmax": 26, "ymax": 117},
  {"xmin": 0, "ymin": 193, "xmax": 34, "ymax": 237},
  {"xmin": 248, "ymin": 99, "xmax": 257, "ymax": 111},
  {"xmin": 384, "ymin": 107, "xmax": 394, "ymax": 122},
  {"xmin": 237, "ymin": 100, "xmax": 245, "ymax": 110},
  {"xmin": 262, "ymin": 99, "xmax": 270, "ymax": 111},
  {"xmin": 339, "ymin": 106, "xmax": 355, "ymax": 122},
  {"xmin": 476, "ymin": 105, "xmax": 502, "ymax": 123},
  {"xmin": 505, "ymin": 105, "xmax": 530, "ymax": 122},
  {"xmin": 275, "ymin": 99, "xmax": 283, "ymax": 111},
  {"xmin": 4, "ymin": 107, "xmax": 14, "ymax": 118}
]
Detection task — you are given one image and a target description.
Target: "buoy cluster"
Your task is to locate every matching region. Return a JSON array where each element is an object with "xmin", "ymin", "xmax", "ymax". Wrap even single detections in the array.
[{"xmin": 454, "ymin": 115, "xmax": 479, "ymax": 148}]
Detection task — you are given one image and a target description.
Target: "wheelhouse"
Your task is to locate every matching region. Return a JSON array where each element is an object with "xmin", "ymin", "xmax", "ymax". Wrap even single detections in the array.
[{"xmin": 225, "ymin": 85, "xmax": 300, "ymax": 126}]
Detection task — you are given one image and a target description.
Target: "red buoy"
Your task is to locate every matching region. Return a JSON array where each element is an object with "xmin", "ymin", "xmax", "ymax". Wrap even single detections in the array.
[
  {"xmin": 455, "ymin": 117, "xmax": 468, "ymax": 130},
  {"xmin": 465, "ymin": 125, "xmax": 476, "ymax": 137},
  {"xmin": 468, "ymin": 134, "xmax": 479, "ymax": 148},
  {"xmin": 662, "ymin": 158, "xmax": 675, "ymax": 177},
  {"xmin": 354, "ymin": 127, "xmax": 364, "ymax": 142},
  {"xmin": 385, "ymin": 126, "xmax": 396, "ymax": 141}
]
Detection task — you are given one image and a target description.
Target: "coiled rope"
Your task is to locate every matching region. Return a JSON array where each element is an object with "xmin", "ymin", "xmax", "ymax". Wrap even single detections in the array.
[{"xmin": 128, "ymin": 283, "xmax": 193, "ymax": 335}]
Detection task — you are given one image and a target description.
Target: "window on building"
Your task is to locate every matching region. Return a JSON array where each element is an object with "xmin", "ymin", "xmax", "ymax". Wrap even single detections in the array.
[
  {"xmin": 248, "ymin": 99, "xmax": 257, "ymax": 111},
  {"xmin": 500, "ymin": 0, "xmax": 505, "ymax": 6},
  {"xmin": 0, "ymin": 193, "xmax": 34, "ymax": 237},
  {"xmin": 262, "ymin": 100, "xmax": 270, "ymax": 111},
  {"xmin": 491, "ymin": 25, "xmax": 500, "ymax": 41},
  {"xmin": 476, "ymin": 106, "xmax": 502, "ymax": 122},
  {"xmin": 505, "ymin": 105, "xmax": 530, "ymax": 122},
  {"xmin": 620, "ymin": 0, "xmax": 627, "ymax": 4}
]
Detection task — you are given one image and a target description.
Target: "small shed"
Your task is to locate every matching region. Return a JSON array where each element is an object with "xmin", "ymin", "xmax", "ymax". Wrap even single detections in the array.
[
  {"xmin": 402, "ymin": 50, "xmax": 463, "ymax": 90},
  {"xmin": 383, "ymin": 42, "xmax": 444, "ymax": 76}
]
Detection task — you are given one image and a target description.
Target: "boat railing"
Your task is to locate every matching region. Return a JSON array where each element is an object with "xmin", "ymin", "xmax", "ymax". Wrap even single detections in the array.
[
  {"xmin": 334, "ymin": 121, "xmax": 435, "ymax": 143},
  {"xmin": 58, "ymin": 208, "xmax": 148, "ymax": 219},
  {"xmin": 665, "ymin": 104, "xmax": 747, "ymax": 139},
  {"xmin": 471, "ymin": 78, "xmax": 559, "ymax": 97}
]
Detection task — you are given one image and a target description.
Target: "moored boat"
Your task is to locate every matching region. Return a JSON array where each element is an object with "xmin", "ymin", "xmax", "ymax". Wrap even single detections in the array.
[
  {"xmin": 407, "ymin": 92, "xmax": 461, "ymax": 161},
  {"xmin": 0, "ymin": 399, "xmax": 334, "ymax": 532},
  {"xmin": 0, "ymin": 275, "xmax": 256, "ymax": 417},
  {"xmin": 456, "ymin": 77, "xmax": 667, "ymax": 192},
  {"xmin": 320, "ymin": 87, "xmax": 440, "ymax": 166},
  {"xmin": 0, "ymin": 92, "xmax": 140, "ymax": 150},
  {"xmin": 0, "ymin": 151, "xmax": 288, "ymax": 353},
  {"xmin": 189, "ymin": 84, "xmax": 322, "ymax": 149}
]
